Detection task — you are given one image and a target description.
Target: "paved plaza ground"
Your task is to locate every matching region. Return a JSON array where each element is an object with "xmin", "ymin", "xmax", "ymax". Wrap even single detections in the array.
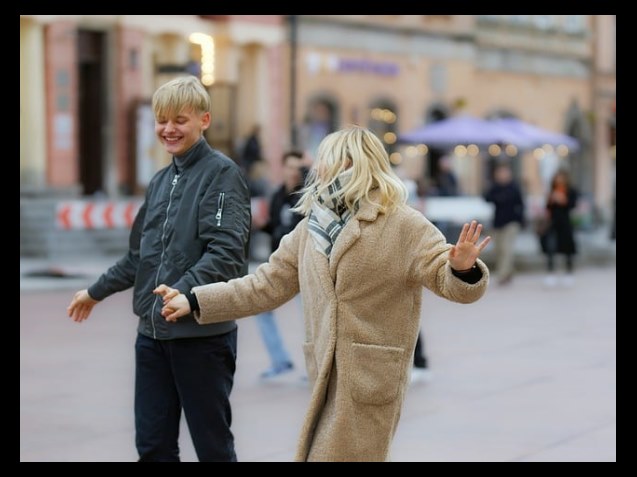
[{"xmin": 20, "ymin": 263, "xmax": 616, "ymax": 462}]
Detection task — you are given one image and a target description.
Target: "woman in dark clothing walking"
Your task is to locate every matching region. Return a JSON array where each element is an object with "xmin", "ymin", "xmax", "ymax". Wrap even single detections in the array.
[{"xmin": 542, "ymin": 170, "xmax": 578, "ymax": 287}]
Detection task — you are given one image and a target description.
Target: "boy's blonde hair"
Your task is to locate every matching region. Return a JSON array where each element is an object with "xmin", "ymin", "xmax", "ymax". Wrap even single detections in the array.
[
  {"xmin": 152, "ymin": 76, "xmax": 211, "ymax": 119},
  {"xmin": 294, "ymin": 126, "xmax": 407, "ymax": 216}
]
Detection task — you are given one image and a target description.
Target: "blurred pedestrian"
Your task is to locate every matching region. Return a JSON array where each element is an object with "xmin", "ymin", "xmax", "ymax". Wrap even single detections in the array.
[
  {"xmin": 484, "ymin": 163, "xmax": 525, "ymax": 285},
  {"xmin": 247, "ymin": 159, "xmax": 271, "ymax": 198},
  {"xmin": 432, "ymin": 155, "xmax": 460, "ymax": 240},
  {"xmin": 541, "ymin": 169, "xmax": 578, "ymax": 287},
  {"xmin": 256, "ymin": 150, "xmax": 307, "ymax": 379},
  {"xmin": 155, "ymin": 126, "xmax": 490, "ymax": 461},
  {"xmin": 435, "ymin": 155, "xmax": 459, "ymax": 197},
  {"xmin": 240, "ymin": 124, "xmax": 262, "ymax": 175},
  {"xmin": 66, "ymin": 76, "xmax": 252, "ymax": 462}
]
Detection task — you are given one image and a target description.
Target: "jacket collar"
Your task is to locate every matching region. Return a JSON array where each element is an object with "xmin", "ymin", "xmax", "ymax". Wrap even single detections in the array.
[{"xmin": 172, "ymin": 137, "xmax": 208, "ymax": 173}]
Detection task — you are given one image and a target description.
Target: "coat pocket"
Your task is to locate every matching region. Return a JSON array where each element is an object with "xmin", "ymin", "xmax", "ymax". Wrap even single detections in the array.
[
  {"xmin": 303, "ymin": 342, "xmax": 319, "ymax": 385},
  {"xmin": 350, "ymin": 342, "xmax": 405, "ymax": 405}
]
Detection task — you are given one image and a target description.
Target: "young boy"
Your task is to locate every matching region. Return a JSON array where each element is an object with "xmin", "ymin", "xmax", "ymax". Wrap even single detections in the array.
[{"xmin": 67, "ymin": 76, "xmax": 252, "ymax": 462}]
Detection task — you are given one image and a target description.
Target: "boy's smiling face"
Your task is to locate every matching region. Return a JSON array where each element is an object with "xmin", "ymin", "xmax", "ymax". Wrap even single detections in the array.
[{"xmin": 155, "ymin": 108, "xmax": 210, "ymax": 156}]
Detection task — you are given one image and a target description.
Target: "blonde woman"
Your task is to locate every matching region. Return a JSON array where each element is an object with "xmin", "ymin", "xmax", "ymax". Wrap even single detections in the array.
[{"xmin": 155, "ymin": 126, "xmax": 491, "ymax": 462}]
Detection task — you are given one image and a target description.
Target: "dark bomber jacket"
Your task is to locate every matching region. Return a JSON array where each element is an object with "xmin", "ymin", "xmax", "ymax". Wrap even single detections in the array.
[{"xmin": 88, "ymin": 139, "xmax": 251, "ymax": 340}]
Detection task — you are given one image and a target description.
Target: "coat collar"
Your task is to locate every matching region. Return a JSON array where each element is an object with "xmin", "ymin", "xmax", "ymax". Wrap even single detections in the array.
[
  {"xmin": 325, "ymin": 188, "xmax": 383, "ymax": 280},
  {"xmin": 353, "ymin": 188, "xmax": 383, "ymax": 222}
]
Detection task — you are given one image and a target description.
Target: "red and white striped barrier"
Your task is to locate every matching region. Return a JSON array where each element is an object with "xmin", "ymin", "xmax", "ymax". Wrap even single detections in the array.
[
  {"xmin": 57, "ymin": 198, "xmax": 271, "ymax": 230},
  {"xmin": 56, "ymin": 200, "xmax": 144, "ymax": 230}
]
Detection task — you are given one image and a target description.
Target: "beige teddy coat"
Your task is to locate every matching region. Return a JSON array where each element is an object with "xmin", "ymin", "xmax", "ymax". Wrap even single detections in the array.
[{"xmin": 191, "ymin": 193, "xmax": 489, "ymax": 461}]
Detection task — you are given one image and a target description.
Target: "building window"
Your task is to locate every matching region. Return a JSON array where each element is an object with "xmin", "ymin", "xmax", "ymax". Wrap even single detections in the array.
[
  {"xmin": 533, "ymin": 15, "xmax": 556, "ymax": 31},
  {"xmin": 423, "ymin": 15, "xmax": 451, "ymax": 20},
  {"xmin": 430, "ymin": 63, "xmax": 447, "ymax": 95},
  {"xmin": 563, "ymin": 15, "xmax": 586, "ymax": 34},
  {"xmin": 510, "ymin": 15, "xmax": 532, "ymax": 26},
  {"xmin": 129, "ymin": 49, "xmax": 139, "ymax": 70},
  {"xmin": 477, "ymin": 15, "xmax": 500, "ymax": 23}
]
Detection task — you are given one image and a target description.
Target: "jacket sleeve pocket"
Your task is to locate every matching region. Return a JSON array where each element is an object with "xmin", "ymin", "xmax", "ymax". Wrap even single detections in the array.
[
  {"xmin": 212, "ymin": 191, "xmax": 237, "ymax": 229},
  {"xmin": 303, "ymin": 342, "xmax": 319, "ymax": 385},
  {"xmin": 349, "ymin": 342, "xmax": 405, "ymax": 405}
]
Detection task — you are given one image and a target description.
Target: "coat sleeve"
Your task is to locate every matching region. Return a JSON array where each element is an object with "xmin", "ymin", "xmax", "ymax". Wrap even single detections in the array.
[
  {"xmin": 171, "ymin": 164, "xmax": 252, "ymax": 294},
  {"xmin": 406, "ymin": 213, "xmax": 489, "ymax": 304},
  {"xmin": 191, "ymin": 223, "xmax": 302, "ymax": 324},
  {"xmin": 87, "ymin": 191, "xmax": 149, "ymax": 300}
]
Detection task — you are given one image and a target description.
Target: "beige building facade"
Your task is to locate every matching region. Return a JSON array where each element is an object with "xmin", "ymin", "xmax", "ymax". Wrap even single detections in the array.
[
  {"xmin": 288, "ymin": 15, "xmax": 615, "ymax": 218},
  {"xmin": 20, "ymin": 15, "xmax": 615, "ymax": 219},
  {"xmin": 20, "ymin": 15, "xmax": 286, "ymax": 196}
]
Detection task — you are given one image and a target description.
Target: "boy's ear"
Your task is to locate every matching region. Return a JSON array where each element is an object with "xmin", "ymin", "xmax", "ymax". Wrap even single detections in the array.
[{"xmin": 201, "ymin": 112, "xmax": 211, "ymax": 131}]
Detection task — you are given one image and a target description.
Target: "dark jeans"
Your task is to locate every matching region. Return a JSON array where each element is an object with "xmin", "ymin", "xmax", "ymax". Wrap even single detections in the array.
[{"xmin": 134, "ymin": 330, "xmax": 238, "ymax": 462}]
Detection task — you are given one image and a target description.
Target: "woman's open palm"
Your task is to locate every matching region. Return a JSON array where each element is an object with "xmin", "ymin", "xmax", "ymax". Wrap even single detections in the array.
[{"xmin": 448, "ymin": 220, "xmax": 491, "ymax": 271}]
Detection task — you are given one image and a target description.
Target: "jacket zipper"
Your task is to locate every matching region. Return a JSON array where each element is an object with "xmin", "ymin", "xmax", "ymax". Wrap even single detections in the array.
[
  {"xmin": 151, "ymin": 173, "xmax": 180, "ymax": 339},
  {"xmin": 216, "ymin": 192, "xmax": 225, "ymax": 227}
]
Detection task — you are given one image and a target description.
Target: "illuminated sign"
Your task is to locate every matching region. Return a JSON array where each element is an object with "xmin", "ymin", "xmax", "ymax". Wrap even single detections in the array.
[{"xmin": 338, "ymin": 58, "xmax": 399, "ymax": 76}]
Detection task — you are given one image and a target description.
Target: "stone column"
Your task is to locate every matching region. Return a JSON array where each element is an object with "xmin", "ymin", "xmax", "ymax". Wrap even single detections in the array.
[{"xmin": 20, "ymin": 17, "xmax": 47, "ymax": 190}]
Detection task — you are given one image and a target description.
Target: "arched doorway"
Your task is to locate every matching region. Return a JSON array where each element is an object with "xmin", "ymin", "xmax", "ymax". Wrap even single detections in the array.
[
  {"xmin": 78, "ymin": 29, "xmax": 106, "ymax": 195},
  {"xmin": 368, "ymin": 98, "xmax": 399, "ymax": 157},
  {"xmin": 423, "ymin": 104, "xmax": 450, "ymax": 191},
  {"xmin": 300, "ymin": 95, "xmax": 339, "ymax": 161},
  {"xmin": 484, "ymin": 109, "xmax": 523, "ymax": 186}
]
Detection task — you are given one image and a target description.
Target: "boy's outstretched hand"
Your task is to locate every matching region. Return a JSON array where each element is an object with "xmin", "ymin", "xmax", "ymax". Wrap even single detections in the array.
[
  {"xmin": 448, "ymin": 220, "xmax": 491, "ymax": 272},
  {"xmin": 67, "ymin": 289, "xmax": 99, "ymax": 323},
  {"xmin": 153, "ymin": 285, "xmax": 191, "ymax": 322}
]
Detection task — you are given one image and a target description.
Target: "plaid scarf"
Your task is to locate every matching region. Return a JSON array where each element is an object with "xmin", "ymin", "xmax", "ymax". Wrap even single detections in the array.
[{"xmin": 308, "ymin": 169, "xmax": 355, "ymax": 258}]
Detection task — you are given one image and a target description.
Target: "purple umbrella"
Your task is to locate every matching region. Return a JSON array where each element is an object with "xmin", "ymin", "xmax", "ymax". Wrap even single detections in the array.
[
  {"xmin": 397, "ymin": 115, "xmax": 533, "ymax": 149},
  {"xmin": 491, "ymin": 118, "xmax": 580, "ymax": 151}
]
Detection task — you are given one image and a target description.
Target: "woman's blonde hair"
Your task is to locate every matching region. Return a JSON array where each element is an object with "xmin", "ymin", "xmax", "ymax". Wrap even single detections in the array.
[
  {"xmin": 294, "ymin": 125, "xmax": 407, "ymax": 216},
  {"xmin": 152, "ymin": 76, "xmax": 211, "ymax": 119}
]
